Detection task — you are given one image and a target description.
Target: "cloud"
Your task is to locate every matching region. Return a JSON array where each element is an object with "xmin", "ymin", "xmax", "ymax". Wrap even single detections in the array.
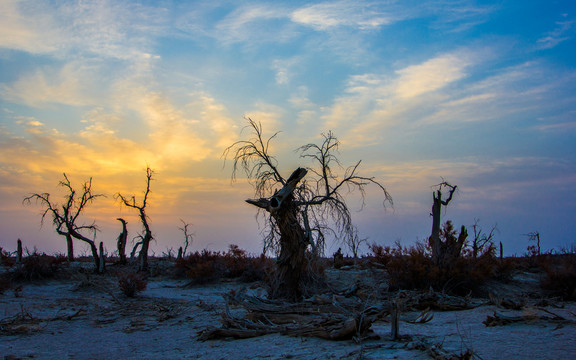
[
  {"xmin": 0, "ymin": 0, "xmax": 60, "ymax": 54},
  {"xmin": 394, "ymin": 52, "xmax": 474, "ymax": 98},
  {"xmin": 426, "ymin": 0, "xmax": 496, "ymax": 32},
  {"xmin": 291, "ymin": 0, "xmax": 400, "ymax": 31},
  {"xmin": 537, "ymin": 16, "xmax": 576, "ymax": 49},
  {"xmin": 321, "ymin": 49, "xmax": 481, "ymax": 140},
  {"xmin": 214, "ymin": 4, "xmax": 294, "ymax": 44},
  {"xmin": 272, "ymin": 57, "xmax": 301, "ymax": 85},
  {"xmin": 1, "ymin": 62, "xmax": 103, "ymax": 107}
]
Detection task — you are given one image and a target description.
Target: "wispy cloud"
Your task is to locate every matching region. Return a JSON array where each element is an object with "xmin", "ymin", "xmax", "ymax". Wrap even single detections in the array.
[
  {"xmin": 1, "ymin": 61, "xmax": 105, "ymax": 107},
  {"xmin": 272, "ymin": 57, "xmax": 301, "ymax": 85},
  {"xmin": 0, "ymin": 0, "xmax": 165, "ymax": 60},
  {"xmin": 426, "ymin": 0, "xmax": 496, "ymax": 32},
  {"xmin": 394, "ymin": 52, "xmax": 474, "ymax": 98},
  {"xmin": 291, "ymin": 0, "xmax": 402, "ymax": 31},
  {"xmin": 322, "ymin": 48, "xmax": 481, "ymax": 138},
  {"xmin": 214, "ymin": 4, "xmax": 294, "ymax": 44},
  {"xmin": 0, "ymin": 0, "xmax": 61, "ymax": 54},
  {"xmin": 537, "ymin": 15, "xmax": 576, "ymax": 49}
]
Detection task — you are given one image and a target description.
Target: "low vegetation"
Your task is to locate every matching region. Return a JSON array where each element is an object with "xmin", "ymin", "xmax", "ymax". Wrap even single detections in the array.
[{"xmin": 174, "ymin": 244, "xmax": 274, "ymax": 285}]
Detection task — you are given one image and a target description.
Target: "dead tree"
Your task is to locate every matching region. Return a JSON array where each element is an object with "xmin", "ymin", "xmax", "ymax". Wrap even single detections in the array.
[
  {"xmin": 16, "ymin": 239, "xmax": 22, "ymax": 264},
  {"xmin": 115, "ymin": 166, "xmax": 154, "ymax": 271},
  {"xmin": 525, "ymin": 231, "xmax": 541, "ymax": 256},
  {"xmin": 346, "ymin": 226, "xmax": 367, "ymax": 263},
  {"xmin": 116, "ymin": 218, "xmax": 128, "ymax": 265},
  {"xmin": 225, "ymin": 118, "xmax": 392, "ymax": 300},
  {"xmin": 23, "ymin": 173, "xmax": 103, "ymax": 271},
  {"xmin": 471, "ymin": 219, "xmax": 497, "ymax": 258},
  {"xmin": 177, "ymin": 220, "xmax": 194, "ymax": 257},
  {"xmin": 99, "ymin": 241, "xmax": 106, "ymax": 273},
  {"xmin": 428, "ymin": 181, "xmax": 467, "ymax": 267}
]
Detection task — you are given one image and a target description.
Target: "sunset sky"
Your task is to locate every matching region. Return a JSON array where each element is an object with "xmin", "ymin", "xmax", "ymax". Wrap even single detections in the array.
[{"xmin": 1, "ymin": 0, "xmax": 575, "ymax": 257}]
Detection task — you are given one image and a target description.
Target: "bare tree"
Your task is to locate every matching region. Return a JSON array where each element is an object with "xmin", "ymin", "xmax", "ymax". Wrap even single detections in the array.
[
  {"xmin": 177, "ymin": 219, "xmax": 194, "ymax": 257},
  {"xmin": 115, "ymin": 166, "xmax": 154, "ymax": 271},
  {"xmin": 525, "ymin": 231, "xmax": 541, "ymax": 256},
  {"xmin": 116, "ymin": 218, "xmax": 128, "ymax": 265},
  {"xmin": 470, "ymin": 219, "xmax": 497, "ymax": 258},
  {"xmin": 23, "ymin": 173, "xmax": 104, "ymax": 272},
  {"xmin": 225, "ymin": 118, "xmax": 392, "ymax": 300},
  {"xmin": 428, "ymin": 181, "xmax": 467, "ymax": 267},
  {"xmin": 346, "ymin": 226, "xmax": 368, "ymax": 263}
]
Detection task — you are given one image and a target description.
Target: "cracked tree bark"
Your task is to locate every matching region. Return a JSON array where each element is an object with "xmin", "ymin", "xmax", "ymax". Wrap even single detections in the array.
[{"xmin": 247, "ymin": 168, "xmax": 308, "ymax": 300}]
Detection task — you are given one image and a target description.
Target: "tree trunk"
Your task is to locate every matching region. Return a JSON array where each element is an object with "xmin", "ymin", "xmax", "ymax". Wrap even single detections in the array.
[
  {"xmin": 16, "ymin": 239, "xmax": 22, "ymax": 264},
  {"xmin": 391, "ymin": 301, "xmax": 400, "ymax": 340},
  {"xmin": 68, "ymin": 227, "xmax": 100, "ymax": 273},
  {"xmin": 139, "ymin": 233, "xmax": 152, "ymax": 271},
  {"xmin": 89, "ymin": 241, "xmax": 100, "ymax": 273},
  {"xmin": 137, "ymin": 212, "xmax": 152, "ymax": 271},
  {"xmin": 429, "ymin": 190, "xmax": 443, "ymax": 266},
  {"xmin": 99, "ymin": 242, "xmax": 106, "ymax": 273},
  {"xmin": 270, "ymin": 199, "xmax": 308, "ymax": 301},
  {"xmin": 66, "ymin": 234, "xmax": 74, "ymax": 262},
  {"xmin": 116, "ymin": 218, "xmax": 128, "ymax": 265},
  {"xmin": 246, "ymin": 168, "xmax": 310, "ymax": 301}
]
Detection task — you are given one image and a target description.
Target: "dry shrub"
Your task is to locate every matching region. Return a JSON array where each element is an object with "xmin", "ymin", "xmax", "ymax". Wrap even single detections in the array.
[
  {"xmin": 0, "ymin": 247, "xmax": 15, "ymax": 267},
  {"xmin": 11, "ymin": 252, "xmax": 67, "ymax": 281},
  {"xmin": 175, "ymin": 249, "xmax": 223, "ymax": 283},
  {"xmin": 540, "ymin": 254, "xmax": 576, "ymax": 300},
  {"xmin": 370, "ymin": 243, "xmax": 402, "ymax": 267},
  {"xmin": 174, "ymin": 245, "xmax": 270, "ymax": 284},
  {"xmin": 0, "ymin": 277, "xmax": 12, "ymax": 294},
  {"xmin": 372, "ymin": 240, "xmax": 508, "ymax": 296},
  {"xmin": 240, "ymin": 254, "xmax": 274, "ymax": 283},
  {"xmin": 118, "ymin": 272, "xmax": 147, "ymax": 297}
]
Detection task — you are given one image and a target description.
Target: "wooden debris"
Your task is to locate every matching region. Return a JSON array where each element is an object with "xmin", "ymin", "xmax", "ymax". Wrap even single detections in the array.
[
  {"xmin": 390, "ymin": 300, "xmax": 400, "ymax": 340},
  {"xmin": 199, "ymin": 290, "xmax": 384, "ymax": 341},
  {"xmin": 406, "ymin": 308, "xmax": 434, "ymax": 324},
  {"xmin": 483, "ymin": 309, "xmax": 574, "ymax": 327},
  {"xmin": 489, "ymin": 292, "xmax": 526, "ymax": 310},
  {"xmin": 400, "ymin": 290, "xmax": 479, "ymax": 311}
]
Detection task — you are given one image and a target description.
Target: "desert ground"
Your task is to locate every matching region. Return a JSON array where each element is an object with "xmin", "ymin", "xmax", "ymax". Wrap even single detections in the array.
[{"xmin": 1, "ymin": 261, "xmax": 575, "ymax": 360}]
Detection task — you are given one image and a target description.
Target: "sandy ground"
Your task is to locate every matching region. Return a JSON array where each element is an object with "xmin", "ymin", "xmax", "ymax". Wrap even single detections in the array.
[{"xmin": 1, "ymin": 266, "xmax": 575, "ymax": 359}]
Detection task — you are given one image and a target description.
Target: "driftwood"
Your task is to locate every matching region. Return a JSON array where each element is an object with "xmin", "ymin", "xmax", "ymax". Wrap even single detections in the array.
[
  {"xmin": 198, "ymin": 290, "xmax": 387, "ymax": 341},
  {"xmin": 489, "ymin": 293, "xmax": 526, "ymax": 310},
  {"xmin": 198, "ymin": 304, "xmax": 371, "ymax": 341},
  {"xmin": 400, "ymin": 290, "xmax": 480, "ymax": 311},
  {"xmin": 483, "ymin": 309, "xmax": 574, "ymax": 327},
  {"xmin": 0, "ymin": 308, "xmax": 86, "ymax": 335}
]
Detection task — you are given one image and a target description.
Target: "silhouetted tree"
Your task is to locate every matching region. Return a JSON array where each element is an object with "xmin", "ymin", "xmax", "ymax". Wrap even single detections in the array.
[
  {"xmin": 225, "ymin": 118, "xmax": 392, "ymax": 300},
  {"xmin": 177, "ymin": 219, "xmax": 194, "ymax": 258},
  {"xmin": 116, "ymin": 218, "xmax": 128, "ymax": 265},
  {"xmin": 428, "ymin": 181, "xmax": 467, "ymax": 267},
  {"xmin": 470, "ymin": 219, "xmax": 497, "ymax": 258},
  {"xmin": 115, "ymin": 166, "xmax": 154, "ymax": 271},
  {"xmin": 346, "ymin": 226, "xmax": 367, "ymax": 263},
  {"xmin": 525, "ymin": 231, "xmax": 541, "ymax": 256},
  {"xmin": 24, "ymin": 173, "xmax": 103, "ymax": 272}
]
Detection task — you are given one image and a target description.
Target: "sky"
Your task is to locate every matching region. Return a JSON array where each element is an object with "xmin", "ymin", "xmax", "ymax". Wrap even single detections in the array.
[{"xmin": 1, "ymin": 0, "xmax": 575, "ymax": 258}]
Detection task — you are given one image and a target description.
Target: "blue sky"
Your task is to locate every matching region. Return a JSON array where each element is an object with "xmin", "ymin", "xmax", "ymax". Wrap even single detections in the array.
[{"xmin": 1, "ymin": 0, "xmax": 575, "ymax": 256}]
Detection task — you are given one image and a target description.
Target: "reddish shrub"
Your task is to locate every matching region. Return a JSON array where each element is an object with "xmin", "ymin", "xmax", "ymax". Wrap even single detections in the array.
[
  {"xmin": 0, "ymin": 247, "xmax": 15, "ymax": 267},
  {"xmin": 11, "ymin": 252, "xmax": 67, "ymax": 281},
  {"xmin": 376, "ymin": 240, "xmax": 507, "ymax": 296},
  {"xmin": 118, "ymin": 272, "xmax": 148, "ymax": 297},
  {"xmin": 540, "ymin": 254, "xmax": 576, "ymax": 300},
  {"xmin": 174, "ymin": 245, "xmax": 272, "ymax": 284},
  {"xmin": 0, "ymin": 278, "xmax": 12, "ymax": 294},
  {"xmin": 240, "ymin": 254, "xmax": 273, "ymax": 283}
]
